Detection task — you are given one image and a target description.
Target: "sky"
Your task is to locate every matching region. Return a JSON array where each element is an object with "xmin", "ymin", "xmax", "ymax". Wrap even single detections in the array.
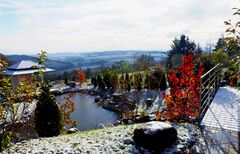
[{"xmin": 0, "ymin": 0, "xmax": 239, "ymax": 55}]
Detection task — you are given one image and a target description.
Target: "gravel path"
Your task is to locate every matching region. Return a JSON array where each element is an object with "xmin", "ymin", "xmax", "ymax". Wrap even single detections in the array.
[{"xmin": 3, "ymin": 123, "xmax": 198, "ymax": 154}]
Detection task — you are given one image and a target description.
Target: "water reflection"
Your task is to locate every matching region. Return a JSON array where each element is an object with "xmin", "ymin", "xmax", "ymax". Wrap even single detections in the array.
[{"xmin": 57, "ymin": 93, "xmax": 118, "ymax": 131}]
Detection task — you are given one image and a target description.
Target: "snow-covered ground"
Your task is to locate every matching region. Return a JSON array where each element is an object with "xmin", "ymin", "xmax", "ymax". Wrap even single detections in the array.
[
  {"xmin": 3, "ymin": 123, "xmax": 198, "ymax": 154},
  {"xmin": 201, "ymin": 86, "xmax": 240, "ymax": 131},
  {"xmin": 137, "ymin": 89, "xmax": 170, "ymax": 114}
]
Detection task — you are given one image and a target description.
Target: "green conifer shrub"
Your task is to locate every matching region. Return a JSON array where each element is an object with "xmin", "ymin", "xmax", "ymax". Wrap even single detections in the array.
[{"xmin": 35, "ymin": 83, "xmax": 63, "ymax": 137}]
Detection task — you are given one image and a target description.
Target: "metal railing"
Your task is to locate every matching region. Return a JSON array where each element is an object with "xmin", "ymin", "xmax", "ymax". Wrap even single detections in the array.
[{"xmin": 198, "ymin": 63, "xmax": 221, "ymax": 123}]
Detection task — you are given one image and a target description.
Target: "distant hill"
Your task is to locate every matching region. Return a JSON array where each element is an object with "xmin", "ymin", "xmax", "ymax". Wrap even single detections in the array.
[
  {"xmin": 6, "ymin": 55, "xmax": 74, "ymax": 70},
  {"xmin": 6, "ymin": 51, "xmax": 167, "ymax": 72},
  {"xmin": 48, "ymin": 50, "xmax": 167, "ymax": 68}
]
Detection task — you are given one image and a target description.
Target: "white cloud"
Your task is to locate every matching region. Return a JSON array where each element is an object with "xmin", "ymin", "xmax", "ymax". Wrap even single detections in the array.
[{"xmin": 0, "ymin": 0, "xmax": 239, "ymax": 54}]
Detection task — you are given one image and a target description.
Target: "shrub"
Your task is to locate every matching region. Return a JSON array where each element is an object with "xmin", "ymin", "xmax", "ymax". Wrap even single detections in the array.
[
  {"xmin": 224, "ymin": 8, "xmax": 240, "ymax": 87},
  {"xmin": 0, "ymin": 131, "xmax": 11, "ymax": 152},
  {"xmin": 60, "ymin": 93, "xmax": 76, "ymax": 128},
  {"xmin": 200, "ymin": 54, "xmax": 216, "ymax": 73},
  {"xmin": 133, "ymin": 73, "xmax": 143, "ymax": 91},
  {"xmin": 97, "ymin": 75, "xmax": 105, "ymax": 90},
  {"xmin": 104, "ymin": 69, "xmax": 119, "ymax": 90},
  {"xmin": 76, "ymin": 68, "xmax": 86, "ymax": 85},
  {"xmin": 153, "ymin": 68, "xmax": 167, "ymax": 90},
  {"xmin": 145, "ymin": 68, "xmax": 167, "ymax": 90},
  {"xmin": 210, "ymin": 49, "xmax": 228, "ymax": 66},
  {"xmin": 91, "ymin": 76, "xmax": 97, "ymax": 88},
  {"xmin": 64, "ymin": 76, "xmax": 68, "ymax": 85},
  {"xmin": 224, "ymin": 58, "xmax": 240, "ymax": 85},
  {"xmin": 35, "ymin": 83, "xmax": 63, "ymax": 137},
  {"xmin": 157, "ymin": 51, "xmax": 204, "ymax": 123}
]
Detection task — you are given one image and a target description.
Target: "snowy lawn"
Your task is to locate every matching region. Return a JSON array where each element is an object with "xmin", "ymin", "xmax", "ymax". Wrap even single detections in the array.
[{"xmin": 3, "ymin": 122, "xmax": 198, "ymax": 154}]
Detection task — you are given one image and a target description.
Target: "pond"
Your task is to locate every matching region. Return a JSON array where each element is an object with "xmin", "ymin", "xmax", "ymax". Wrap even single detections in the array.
[{"xmin": 57, "ymin": 93, "xmax": 118, "ymax": 131}]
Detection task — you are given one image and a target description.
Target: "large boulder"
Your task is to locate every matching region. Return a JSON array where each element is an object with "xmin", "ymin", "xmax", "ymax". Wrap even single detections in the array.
[{"xmin": 133, "ymin": 121, "xmax": 177, "ymax": 151}]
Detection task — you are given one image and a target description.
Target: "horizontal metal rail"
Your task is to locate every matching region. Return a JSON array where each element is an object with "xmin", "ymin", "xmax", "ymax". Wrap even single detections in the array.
[{"xmin": 198, "ymin": 63, "xmax": 220, "ymax": 123}]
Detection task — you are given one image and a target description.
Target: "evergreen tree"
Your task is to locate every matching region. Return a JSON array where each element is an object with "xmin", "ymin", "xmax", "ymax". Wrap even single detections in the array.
[
  {"xmin": 153, "ymin": 69, "xmax": 167, "ymax": 90},
  {"xmin": 72, "ymin": 76, "xmax": 76, "ymax": 82},
  {"xmin": 91, "ymin": 76, "xmax": 97, "ymax": 88},
  {"xmin": 119, "ymin": 74, "xmax": 125, "ymax": 90},
  {"xmin": 127, "ymin": 81, "xmax": 131, "ymax": 92},
  {"xmin": 194, "ymin": 44, "xmax": 203, "ymax": 55},
  {"xmin": 137, "ymin": 73, "xmax": 142, "ymax": 91},
  {"xmin": 214, "ymin": 36, "xmax": 225, "ymax": 52},
  {"xmin": 134, "ymin": 73, "xmax": 142, "ymax": 91},
  {"xmin": 125, "ymin": 73, "xmax": 131, "ymax": 92},
  {"xmin": 159, "ymin": 72, "xmax": 167, "ymax": 90},
  {"xmin": 103, "ymin": 73, "xmax": 111, "ymax": 89},
  {"xmin": 85, "ymin": 67, "xmax": 92, "ymax": 79},
  {"xmin": 125, "ymin": 73, "xmax": 129, "ymax": 81},
  {"xmin": 167, "ymin": 35, "xmax": 196, "ymax": 68},
  {"xmin": 145, "ymin": 74, "xmax": 150, "ymax": 89},
  {"xmin": 103, "ymin": 69, "xmax": 119, "ymax": 91},
  {"xmin": 200, "ymin": 55, "xmax": 216, "ymax": 72},
  {"xmin": 63, "ymin": 71, "xmax": 68, "ymax": 79},
  {"xmin": 130, "ymin": 74, "xmax": 134, "ymax": 87},
  {"xmin": 97, "ymin": 75, "xmax": 105, "ymax": 90},
  {"xmin": 110, "ymin": 69, "xmax": 119, "ymax": 91},
  {"xmin": 35, "ymin": 83, "xmax": 63, "ymax": 137},
  {"xmin": 64, "ymin": 76, "xmax": 68, "ymax": 85}
]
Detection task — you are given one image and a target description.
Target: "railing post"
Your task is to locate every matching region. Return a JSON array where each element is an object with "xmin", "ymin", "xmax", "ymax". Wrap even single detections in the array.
[
  {"xmin": 213, "ymin": 71, "xmax": 216, "ymax": 95},
  {"xmin": 198, "ymin": 77, "xmax": 202, "ymax": 125},
  {"xmin": 207, "ymin": 72, "xmax": 210, "ymax": 108},
  {"xmin": 218, "ymin": 65, "xmax": 220, "ymax": 88}
]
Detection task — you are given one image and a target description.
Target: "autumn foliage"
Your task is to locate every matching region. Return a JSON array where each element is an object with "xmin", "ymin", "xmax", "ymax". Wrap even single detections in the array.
[
  {"xmin": 77, "ymin": 68, "xmax": 86, "ymax": 85},
  {"xmin": 60, "ymin": 93, "xmax": 76, "ymax": 128},
  {"xmin": 157, "ymin": 51, "xmax": 204, "ymax": 123}
]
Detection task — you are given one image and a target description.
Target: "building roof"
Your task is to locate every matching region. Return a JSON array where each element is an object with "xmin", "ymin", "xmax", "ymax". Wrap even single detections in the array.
[
  {"xmin": 8, "ymin": 60, "xmax": 40, "ymax": 70},
  {"xmin": 1, "ymin": 68, "xmax": 54, "ymax": 75},
  {"xmin": 1, "ymin": 60, "xmax": 54, "ymax": 76}
]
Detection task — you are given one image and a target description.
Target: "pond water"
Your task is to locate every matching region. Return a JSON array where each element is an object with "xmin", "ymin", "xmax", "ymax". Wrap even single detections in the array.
[{"xmin": 57, "ymin": 93, "xmax": 118, "ymax": 131}]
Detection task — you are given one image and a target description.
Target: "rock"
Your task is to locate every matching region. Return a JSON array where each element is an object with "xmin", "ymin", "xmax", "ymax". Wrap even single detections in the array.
[
  {"xmin": 98, "ymin": 123, "xmax": 105, "ymax": 129},
  {"xmin": 95, "ymin": 96, "xmax": 101, "ymax": 102},
  {"xmin": 67, "ymin": 128, "xmax": 80, "ymax": 134},
  {"xmin": 220, "ymin": 80, "xmax": 227, "ymax": 87},
  {"xmin": 134, "ymin": 115, "xmax": 150, "ymax": 123},
  {"xmin": 128, "ymin": 120, "xmax": 133, "ymax": 124},
  {"xmin": 123, "ymin": 138, "xmax": 134, "ymax": 145},
  {"xmin": 146, "ymin": 98, "xmax": 153, "ymax": 106},
  {"xmin": 122, "ymin": 119, "xmax": 133, "ymax": 124},
  {"xmin": 113, "ymin": 120, "xmax": 121, "ymax": 126},
  {"xmin": 133, "ymin": 121, "xmax": 177, "ymax": 152},
  {"xmin": 148, "ymin": 114, "xmax": 156, "ymax": 121},
  {"xmin": 122, "ymin": 118, "xmax": 128, "ymax": 124}
]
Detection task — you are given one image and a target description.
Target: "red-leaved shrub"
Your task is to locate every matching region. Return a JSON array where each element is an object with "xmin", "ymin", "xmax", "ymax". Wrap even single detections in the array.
[{"xmin": 157, "ymin": 51, "xmax": 204, "ymax": 123}]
